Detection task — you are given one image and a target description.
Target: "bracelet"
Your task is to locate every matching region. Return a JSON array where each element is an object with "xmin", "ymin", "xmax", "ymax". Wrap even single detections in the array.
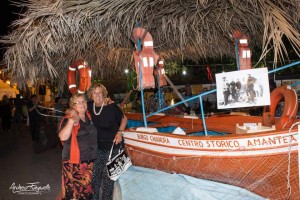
[{"xmin": 118, "ymin": 130, "xmax": 124, "ymax": 132}]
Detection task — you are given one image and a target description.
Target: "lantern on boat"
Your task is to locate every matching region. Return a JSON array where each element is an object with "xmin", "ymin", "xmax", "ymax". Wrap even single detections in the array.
[
  {"xmin": 156, "ymin": 60, "xmax": 167, "ymax": 87},
  {"xmin": 132, "ymin": 27, "xmax": 159, "ymax": 90},
  {"xmin": 233, "ymin": 31, "xmax": 252, "ymax": 70}
]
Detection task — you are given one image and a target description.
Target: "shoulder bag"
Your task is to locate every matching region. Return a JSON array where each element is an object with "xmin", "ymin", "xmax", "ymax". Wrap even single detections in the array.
[{"xmin": 106, "ymin": 143, "xmax": 132, "ymax": 181}]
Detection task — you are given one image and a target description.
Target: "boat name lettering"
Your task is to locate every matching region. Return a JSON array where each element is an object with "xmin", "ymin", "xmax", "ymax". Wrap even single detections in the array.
[
  {"xmin": 137, "ymin": 134, "xmax": 149, "ymax": 141},
  {"xmin": 247, "ymin": 135, "xmax": 297, "ymax": 147},
  {"xmin": 149, "ymin": 136, "xmax": 170, "ymax": 144},
  {"xmin": 136, "ymin": 134, "xmax": 171, "ymax": 144},
  {"xmin": 178, "ymin": 140, "xmax": 204, "ymax": 147},
  {"xmin": 206, "ymin": 140, "xmax": 240, "ymax": 148},
  {"xmin": 135, "ymin": 133, "xmax": 298, "ymax": 149}
]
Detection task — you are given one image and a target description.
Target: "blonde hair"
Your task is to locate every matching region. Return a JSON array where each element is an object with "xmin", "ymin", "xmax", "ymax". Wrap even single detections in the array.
[
  {"xmin": 69, "ymin": 93, "xmax": 87, "ymax": 108},
  {"xmin": 87, "ymin": 83, "xmax": 108, "ymax": 99}
]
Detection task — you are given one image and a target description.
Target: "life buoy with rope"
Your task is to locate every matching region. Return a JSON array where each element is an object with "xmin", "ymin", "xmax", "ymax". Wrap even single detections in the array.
[
  {"xmin": 133, "ymin": 27, "xmax": 158, "ymax": 90},
  {"xmin": 67, "ymin": 60, "xmax": 92, "ymax": 94},
  {"xmin": 262, "ymin": 85, "xmax": 298, "ymax": 130}
]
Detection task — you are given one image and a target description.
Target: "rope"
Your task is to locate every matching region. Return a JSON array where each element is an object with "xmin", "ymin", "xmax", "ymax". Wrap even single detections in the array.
[{"xmin": 34, "ymin": 105, "xmax": 64, "ymax": 118}]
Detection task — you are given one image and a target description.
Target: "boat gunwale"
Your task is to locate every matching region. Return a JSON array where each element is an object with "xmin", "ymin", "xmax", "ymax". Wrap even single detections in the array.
[{"xmin": 123, "ymin": 129, "xmax": 299, "ymax": 152}]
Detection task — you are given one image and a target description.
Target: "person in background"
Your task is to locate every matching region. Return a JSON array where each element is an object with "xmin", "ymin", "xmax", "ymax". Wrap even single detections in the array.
[
  {"xmin": 235, "ymin": 79, "xmax": 242, "ymax": 101},
  {"xmin": 222, "ymin": 77, "xmax": 230, "ymax": 105},
  {"xmin": 133, "ymin": 92, "xmax": 142, "ymax": 113},
  {"xmin": 27, "ymin": 95, "xmax": 41, "ymax": 142},
  {"xmin": 229, "ymin": 79, "xmax": 237, "ymax": 102},
  {"xmin": 54, "ymin": 97, "xmax": 64, "ymax": 116},
  {"xmin": 87, "ymin": 83, "xmax": 127, "ymax": 200},
  {"xmin": 59, "ymin": 93, "xmax": 97, "ymax": 200},
  {"xmin": 13, "ymin": 94, "xmax": 23, "ymax": 131},
  {"xmin": 53, "ymin": 97, "xmax": 64, "ymax": 127},
  {"xmin": 0, "ymin": 95, "xmax": 12, "ymax": 132},
  {"xmin": 246, "ymin": 74, "xmax": 257, "ymax": 103}
]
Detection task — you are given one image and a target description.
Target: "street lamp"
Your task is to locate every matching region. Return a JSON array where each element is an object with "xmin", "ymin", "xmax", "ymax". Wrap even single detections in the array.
[{"xmin": 170, "ymin": 98, "xmax": 174, "ymax": 106}]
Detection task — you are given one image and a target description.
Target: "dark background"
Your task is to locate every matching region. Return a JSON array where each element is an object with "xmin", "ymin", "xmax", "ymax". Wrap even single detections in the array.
[{"xmin": 0, "ymin": 0, "xmax": 22, "ymax": 61}]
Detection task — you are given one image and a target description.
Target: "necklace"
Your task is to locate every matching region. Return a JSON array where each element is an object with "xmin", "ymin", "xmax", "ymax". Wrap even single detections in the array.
[{"xmin": 93, "ymin": 101, "xmax": 104, "ymax": 115}]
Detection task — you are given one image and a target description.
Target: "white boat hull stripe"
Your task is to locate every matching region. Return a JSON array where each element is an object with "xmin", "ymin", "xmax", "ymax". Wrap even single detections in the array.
[{"xmin": 123, "ymin": 131, "xmax": 298, "ymax": 157}]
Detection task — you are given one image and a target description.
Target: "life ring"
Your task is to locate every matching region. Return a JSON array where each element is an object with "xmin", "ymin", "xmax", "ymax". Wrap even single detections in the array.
[
  {"xmin": 262, "ymin": 85, "xmax": 298, "ymax": 130},
  {"xmin": 67, "ymin": 60, "xmax": 92, "ymax": 94}
]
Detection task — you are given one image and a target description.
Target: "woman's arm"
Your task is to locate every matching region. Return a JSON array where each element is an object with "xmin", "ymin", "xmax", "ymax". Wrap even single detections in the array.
[
  {"xmin": 114, "ymin": 114, "xmax": 128, "ymax": 144},
  {"xmin": 59, "ymin": 114, "xmax": 79, "ymax": 141},
  {"xmin": 28, "ymin": 103, "xmax": 36, "ymax": 112}
]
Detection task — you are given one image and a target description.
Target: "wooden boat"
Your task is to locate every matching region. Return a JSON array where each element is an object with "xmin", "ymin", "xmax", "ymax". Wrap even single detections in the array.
[{"xmin": 123, "ymin": 86, "xmax": 300, "ymax": 200}]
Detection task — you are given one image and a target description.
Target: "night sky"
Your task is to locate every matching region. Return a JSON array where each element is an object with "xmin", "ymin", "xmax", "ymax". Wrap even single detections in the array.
[{"xmin": 0, "ymin": 0, "xmax": 22, "ymax": 60}]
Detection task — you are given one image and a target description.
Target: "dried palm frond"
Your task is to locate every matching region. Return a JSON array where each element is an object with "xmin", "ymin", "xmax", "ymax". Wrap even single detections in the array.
[
  {"xmin": 0, "ymin": 0, "xmax": 299, "ymax": 88},
  {"xmin": 259, "ymin": 0, "xmax": 300, "ymax": 66}
]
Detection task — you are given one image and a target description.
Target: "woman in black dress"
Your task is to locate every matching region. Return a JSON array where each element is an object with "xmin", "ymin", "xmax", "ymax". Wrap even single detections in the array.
[{"xmin": 87, "ymin": 83, "xmax": 127, "ymax": 200}]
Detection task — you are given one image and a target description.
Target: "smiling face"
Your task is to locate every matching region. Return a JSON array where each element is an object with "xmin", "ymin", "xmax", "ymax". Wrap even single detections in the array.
[
  {"xmin": 91, "ymin": 87, "xmax": 104, "ymax": 106},
  {"xmin": 87, "ymin": 83, "xmax": 108, "ymax": 106},
  {"xmin": 70, "ymin": 94, "xmax": 87, "ymax": 114}
]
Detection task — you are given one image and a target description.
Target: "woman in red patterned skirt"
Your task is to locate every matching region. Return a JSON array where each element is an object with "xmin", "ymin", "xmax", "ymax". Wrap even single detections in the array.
[{"xmin": 59, "ymin": 93, "xmax": 97, "ymax": 199}]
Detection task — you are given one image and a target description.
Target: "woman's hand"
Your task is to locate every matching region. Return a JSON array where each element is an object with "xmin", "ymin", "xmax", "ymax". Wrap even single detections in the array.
[
  {"xmin": 113, "ymin": 131, "xmax": 123, "ymax": 144},
  {"xmin": 65, "ymin": 108, "xmax": 77, "ymax": 115},
  {"xmin": 69, "ymin": 114, "xmax": 80, "ymax": 125},
  {"xmin": 65, "ymin": 108, "xmax": 79, "ymax": 125},
  {"xmin": 105, "ymin": 98, "xmax": 114, "ymax": 105}
]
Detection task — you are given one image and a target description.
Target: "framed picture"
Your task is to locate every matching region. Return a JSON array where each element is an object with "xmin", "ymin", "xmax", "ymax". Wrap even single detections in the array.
[{"xmin": 216, "ymin": 68, "xmax": 270, "ymax": 109}]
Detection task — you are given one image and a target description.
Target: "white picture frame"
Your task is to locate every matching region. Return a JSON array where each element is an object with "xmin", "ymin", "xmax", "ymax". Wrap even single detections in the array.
[{"xmin": 216, "ymin": 68, "xmax": 270, "ymax": 109}]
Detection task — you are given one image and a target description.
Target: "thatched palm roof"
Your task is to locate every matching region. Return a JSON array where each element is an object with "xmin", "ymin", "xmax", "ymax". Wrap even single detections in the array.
[{"xmin": 1, "ymin": 0, "xmax": 300, "ymax": 88}]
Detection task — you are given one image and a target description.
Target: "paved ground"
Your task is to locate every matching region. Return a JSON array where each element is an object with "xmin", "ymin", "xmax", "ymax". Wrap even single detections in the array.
[{"xmin": 0, "ymin": 121, "xmax": 62, "ymax": 200}]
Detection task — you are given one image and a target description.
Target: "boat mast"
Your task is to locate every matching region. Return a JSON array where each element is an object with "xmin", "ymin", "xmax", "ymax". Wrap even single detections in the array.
[
  {"xmin": 235, "ymin": 38, "xmax": 240, "ymax": 71},
  {"xmin": 137, "ymin": 37, "xmax": 148, "ymax": 128}
]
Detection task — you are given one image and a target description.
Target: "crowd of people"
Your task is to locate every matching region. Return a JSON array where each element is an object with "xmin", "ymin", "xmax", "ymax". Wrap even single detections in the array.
[
  {"xmin": 0, "ymin": 94, "xmax": 47, "ymax": 144},
  {"xmin": 0, "ymin": 94, "xmax": 28, "ymax": 133}
]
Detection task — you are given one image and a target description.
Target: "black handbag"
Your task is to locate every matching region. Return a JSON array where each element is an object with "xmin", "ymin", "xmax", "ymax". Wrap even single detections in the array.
[{"xmin": 106, "ymin": 143, "xmax": 132, "ymax": 181}]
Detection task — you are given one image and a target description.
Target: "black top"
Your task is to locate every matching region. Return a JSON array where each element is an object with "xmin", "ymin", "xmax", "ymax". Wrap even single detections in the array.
[
  {"xmin": 87, "ymin": 101, "xmax": 124, "ymax": 150},
  {"xmin": 61, "ymin": 115, "xmax": 97, "ymax": 161},
  {"xmin": 27, "ymin": 101, "xmax": 41, "ymax": 121},
  {"xmin": 0, "ymin": 101, "xmax": 11, "ymax": 117},
  {"xmin": 14, "ymin": 98, "xmax": 23, "ymax": 114}
]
